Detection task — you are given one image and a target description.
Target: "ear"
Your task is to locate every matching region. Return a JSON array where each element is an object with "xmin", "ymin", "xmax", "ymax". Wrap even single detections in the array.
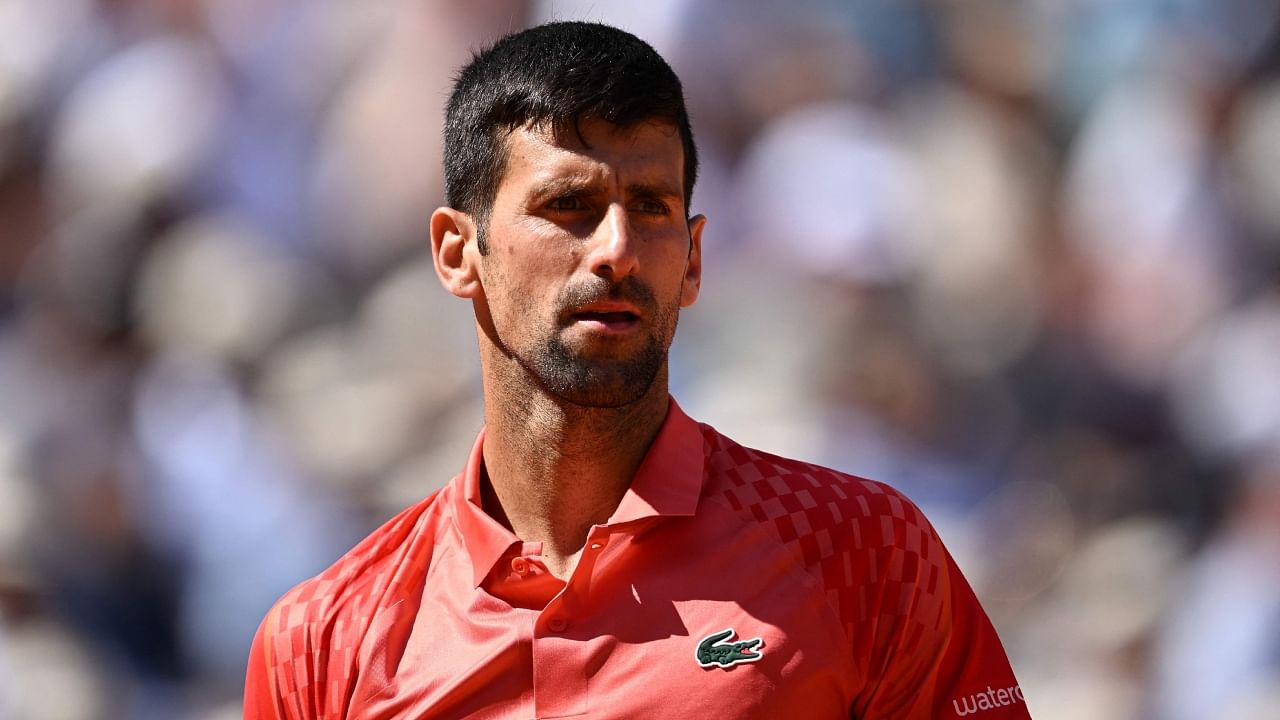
[
  {"xmin": 680, "ymin": 214, "xmax": 706, "ymax": 308},
  {"xmin": 430, "ymin": 207, "xmax": 483, "ymax": 299}
]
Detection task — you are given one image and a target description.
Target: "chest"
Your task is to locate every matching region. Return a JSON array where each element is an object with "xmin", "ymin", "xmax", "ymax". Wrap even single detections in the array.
[{"xmin": 348, "ymin": 520, "xmax": 860, "ymax": 720}]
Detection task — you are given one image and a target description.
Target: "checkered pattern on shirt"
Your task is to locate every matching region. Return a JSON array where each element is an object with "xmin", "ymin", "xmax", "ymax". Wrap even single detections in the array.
[
  {"xmin": 262, "ymin": 496, "xmax": 440, "ymax": 720},
  {"xmin": 698, "ymin": 425, "xmax": 951, "ymax": 707},
  {"xmin": 251, "ymin": 422, "xmax": 987, "ymax": 719}
]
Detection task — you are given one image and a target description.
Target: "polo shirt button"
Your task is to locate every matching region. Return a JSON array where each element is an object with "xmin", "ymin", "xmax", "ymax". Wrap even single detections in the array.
[
  {"xmin": 511, "ymin": 557, "xmax": 528, "ymax": 575},
  {"xmin": 548, "ymin": 616, "xmax": 568, "ymax": 633}
]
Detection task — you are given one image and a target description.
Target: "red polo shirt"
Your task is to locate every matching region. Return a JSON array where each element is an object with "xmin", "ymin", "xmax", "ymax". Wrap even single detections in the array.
[{"xmin": 244, "ymin": 399, "xmax": 1030, "ymax": 719}]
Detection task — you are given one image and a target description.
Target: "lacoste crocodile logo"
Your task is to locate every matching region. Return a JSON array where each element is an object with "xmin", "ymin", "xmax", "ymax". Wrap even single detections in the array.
[{"xmin": 695, "ymin": 628, "xmax": 765, "ymax": 668}]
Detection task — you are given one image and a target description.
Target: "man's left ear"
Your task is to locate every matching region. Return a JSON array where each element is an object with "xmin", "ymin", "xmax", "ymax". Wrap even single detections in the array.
[{"xmin": 681, "ymin": 214, "xmax": 706, "ymax": 308}]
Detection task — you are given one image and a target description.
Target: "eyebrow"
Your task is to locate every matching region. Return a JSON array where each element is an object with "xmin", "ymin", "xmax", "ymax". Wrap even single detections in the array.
[
  {"xmin": 529, "ymin": 174, "xmax": 597, "ymax": 197},
  {"xmin": 625, "ymin": 181, "xmax": 682, "ymax": 202},
  {"xmin": 520, "ymin": 175, "xmax": 599, "ymax": 209},
  {"xmin": 525, "ymin": 174, "xmax": 684, "ymax": 206}
]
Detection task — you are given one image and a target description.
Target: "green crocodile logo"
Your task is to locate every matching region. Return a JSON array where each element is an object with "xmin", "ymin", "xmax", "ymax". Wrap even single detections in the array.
[{"xmin": 695, "ymin": 628, "xmax": 765, "ymax": 668}]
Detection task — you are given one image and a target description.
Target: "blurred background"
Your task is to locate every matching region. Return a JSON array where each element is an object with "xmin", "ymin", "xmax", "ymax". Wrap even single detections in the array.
[{"xmin": 0, "ymin": 0, "xmax": 1278, "ymax": 718}]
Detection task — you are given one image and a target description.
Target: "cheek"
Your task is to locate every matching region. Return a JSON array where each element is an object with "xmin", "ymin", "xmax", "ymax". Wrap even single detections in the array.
[
  {"xmin": 653, "ymin": 249, "xmax": 693, "ymax": 294},
  {"xmin": 483, "ymin": 255, "xmax": 562, "ymax": 324}
]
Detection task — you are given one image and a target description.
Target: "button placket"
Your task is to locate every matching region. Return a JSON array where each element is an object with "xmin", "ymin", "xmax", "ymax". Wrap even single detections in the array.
[
  {"xmin": 564, "ymin": 534, "xmax": 609, "ymax": 597},
  {"xmin": 532, "ymin": 613, "xmax": 587, "ymax": 717},
  {"xmin": 538, "ymin": 592, "xmax": 574, "ymax": 634},
  {"xmin": 530, "ymin": 529, "xmax": 623, "ymax": 717},
  {"xmin": 582, "ymin": 531, "xmax": 611, "ymax": 566}
]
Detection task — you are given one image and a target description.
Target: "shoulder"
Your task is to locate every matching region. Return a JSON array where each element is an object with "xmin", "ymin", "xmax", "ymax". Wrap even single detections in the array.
[
  {"xmin": 695, "ymin": 421, "xmax": 956, "ymax": 649},
  {"xmin": 280, "ymin": 487, "xmax": 448, "ymax": 613},
  {"xmin": 697, "ymin": 422, "xmax": 938, "ymax": 557},
  {"xmin": 252, "ymin": 486, "xmax": 453, "ymax": 705},
  {"xmin": 692, "ymin": 422, "xmax": 1027, "ymax": 718}
]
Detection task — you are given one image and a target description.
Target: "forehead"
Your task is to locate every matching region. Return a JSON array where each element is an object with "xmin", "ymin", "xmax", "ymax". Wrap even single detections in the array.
[{"xmin": 497, "ymin": 118, "xmax": 685, "ymax": 193}]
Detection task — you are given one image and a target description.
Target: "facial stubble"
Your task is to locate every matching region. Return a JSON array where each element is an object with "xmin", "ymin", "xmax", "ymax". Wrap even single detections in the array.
[{"xmin": 493, "ymin": 272, "xmax": 680, "ymax": 409}]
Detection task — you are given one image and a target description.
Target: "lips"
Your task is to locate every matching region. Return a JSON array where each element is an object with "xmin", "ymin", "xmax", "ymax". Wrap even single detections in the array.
[
  {"xmin": 568, "ymin": 303, "xmax": 641, "ymax": 332},
  {"xmin": 570, "ymin": 301, "xmax": 640, "ymax": 319},
  {"xmin": 573, "ymin": 310, "xmax": 639, "ymax": 323}
]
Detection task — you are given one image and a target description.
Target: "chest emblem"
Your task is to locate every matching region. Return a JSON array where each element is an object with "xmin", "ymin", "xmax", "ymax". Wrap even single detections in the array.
[{"xmin": 695, "ymin": 628, "xmax": 765, "ymax": 668}]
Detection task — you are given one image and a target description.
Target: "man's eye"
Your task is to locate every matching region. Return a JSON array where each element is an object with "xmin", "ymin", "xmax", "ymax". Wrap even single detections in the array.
[
  {"xmin": 633, "ymin": 199, "xmax": 670, "ymax": 215},
  {"xmin": 547, "ymin": 196, "xmax": 584, "ymax": 211}
]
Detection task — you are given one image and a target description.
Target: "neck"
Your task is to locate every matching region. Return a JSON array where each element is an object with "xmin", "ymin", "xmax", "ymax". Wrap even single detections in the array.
[{"xmin": 478, "ymin": 349, "xmax": 670, "ymax": 580}]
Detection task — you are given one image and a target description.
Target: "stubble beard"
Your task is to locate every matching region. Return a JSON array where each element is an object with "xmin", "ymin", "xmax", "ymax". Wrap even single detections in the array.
[
  {"xmin": 530, "ymin": 311, "xmax": 674, "ymax": 408},
  {"xmin": 510, "ymin": 277, "xmax": 679, "ymax": 409}
]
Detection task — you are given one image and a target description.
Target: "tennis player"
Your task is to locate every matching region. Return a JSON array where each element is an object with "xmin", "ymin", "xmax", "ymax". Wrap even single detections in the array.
[{"xmin": 244, "ymin": 21, "xmax": 1030, "ymax": 720}]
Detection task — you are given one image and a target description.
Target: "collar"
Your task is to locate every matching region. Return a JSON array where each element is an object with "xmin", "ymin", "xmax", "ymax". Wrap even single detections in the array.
[{"xmin": 451, "ymin": 397, "xmax": 707, "ymax": 588}]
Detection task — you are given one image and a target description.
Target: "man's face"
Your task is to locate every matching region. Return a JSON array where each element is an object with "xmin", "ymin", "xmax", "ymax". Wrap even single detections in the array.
[{"xmin": 475, "ymin": 117, "xmax": 703, "ymax": 408}]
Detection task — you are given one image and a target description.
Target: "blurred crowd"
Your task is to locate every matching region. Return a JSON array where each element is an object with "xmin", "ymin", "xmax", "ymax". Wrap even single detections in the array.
[{"xmin": 0, "ymin": 0, "xmax": 1278, "ymax": 718}]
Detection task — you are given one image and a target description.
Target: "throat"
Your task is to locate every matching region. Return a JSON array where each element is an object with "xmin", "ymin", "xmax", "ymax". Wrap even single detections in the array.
[{"xmin": 478, "ymin": 389, "xmax": 669, "ymax": 579}]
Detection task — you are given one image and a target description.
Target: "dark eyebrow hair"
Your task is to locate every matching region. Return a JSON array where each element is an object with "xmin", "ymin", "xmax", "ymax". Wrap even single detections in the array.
[
  {"xmin": 625, "ymin": 181, "xmax": 682, "ymax": 200},
  {"xmin": 525, "ymin": 175, "xmax": 683, "ymax": 207},
  {"xmin": 526, "ymin": 174, "xmax": 603, "ymax": 201}
]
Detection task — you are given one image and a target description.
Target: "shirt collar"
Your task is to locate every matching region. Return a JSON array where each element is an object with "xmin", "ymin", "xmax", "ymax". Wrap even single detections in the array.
[
  {"xmin": 606, "ymin": 398, "xmax": 704, "ymax": 524},
  {"xmin": 453, "ymin": 425, "xmax": 523, "ymax": 588},
  {"xmin": 450, "ymin": 397, "xmax": 706, "ymax": 588}
]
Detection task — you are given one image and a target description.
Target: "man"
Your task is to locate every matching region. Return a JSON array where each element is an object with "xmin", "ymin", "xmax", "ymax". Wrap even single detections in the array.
[{"xmin": 244, "ymin": 21, "xmax": 1031, "ymax": 720}]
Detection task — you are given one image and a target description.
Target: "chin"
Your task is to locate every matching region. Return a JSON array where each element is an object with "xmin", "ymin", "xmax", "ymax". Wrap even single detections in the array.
[
  {"xmin": 530, "ymin": 348, "xmax": 666, "ymax": 409},
  {"xmin": 555, "ymin": 389, "xmax": 648, "ymax": 409},
  {"xmin": 545, "ymin": 365, "xmax": 662, "ymax": 409}
]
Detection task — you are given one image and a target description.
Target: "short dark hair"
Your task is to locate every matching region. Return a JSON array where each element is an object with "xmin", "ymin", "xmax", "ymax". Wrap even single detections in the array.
[{"xmin": 443, "ymin": 21, "xmax": 699, "ymax": 254}]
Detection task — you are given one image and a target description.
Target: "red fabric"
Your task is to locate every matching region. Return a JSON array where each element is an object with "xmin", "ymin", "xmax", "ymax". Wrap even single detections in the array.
[{"xmin": 244, "ymin": 399, "xmax": 1030, "ymax": 719}]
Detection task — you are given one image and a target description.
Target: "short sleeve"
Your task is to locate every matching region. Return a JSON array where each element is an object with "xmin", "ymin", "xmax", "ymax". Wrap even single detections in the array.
[{"xmin": 858, "ymin": 516, "xmax": 1031, "ymax": 719}]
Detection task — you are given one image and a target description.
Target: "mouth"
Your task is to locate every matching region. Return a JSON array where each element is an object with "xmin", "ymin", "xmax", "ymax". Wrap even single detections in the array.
[{"xmin": 568, "ymin": 305, "xmax": 641, "ymax": 333}]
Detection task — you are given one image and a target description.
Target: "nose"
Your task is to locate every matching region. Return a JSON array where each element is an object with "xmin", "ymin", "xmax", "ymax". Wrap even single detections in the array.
[{"xmin": 587, "ymin": 203, "xmax": 639, "ymax": 279}]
